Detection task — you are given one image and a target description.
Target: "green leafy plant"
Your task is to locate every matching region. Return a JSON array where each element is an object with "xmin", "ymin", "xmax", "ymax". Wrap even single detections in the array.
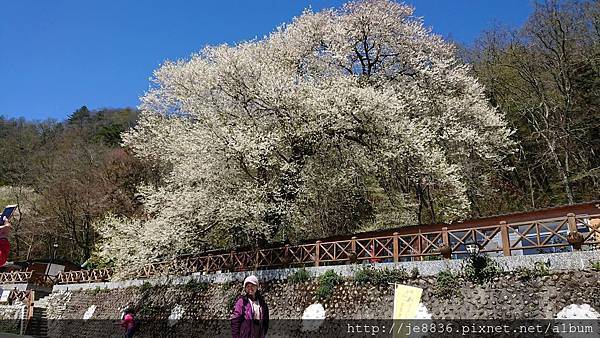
[
  {"xmin": 533, "ymin": 261, "xmax": 550, "ymax": 276},
  {"xmin": 514, "ymin": 266, "xmax": 533, "ymax": 280},
  {"xmin": 516, "ymin": 261, "xmax": 550, "ymax": 280},
  {"xmin": 138, "ymin": 282, "xmax": 153, "ymax": 294},
  {"xmin": 138, "ymin": 303, "xmax": 160, "ymax": 317},
  {"xmin": 316, "ymin": 270, "xmax": 343, "ymax": 300},
  {"xmin": 183, "ymin": 278, "xmax": 209, "ymax": 292},
  {"xmin": 410, "ymin": 267, "xmax": 420, "ymax": 279},
  {"xmin": 221, "ymin": 281, "xmax": 235, "ymax": 291},
  {"xmin": 423, "ymin": 255, "xmax": 442, "ymax": 261},
  {"xmin": 288, "ymin": 268, "xmax": 311, "ymax": 284},
  {"xmin": 353, "ymin": 267, "xmax": 408, "ymax": 286},
  {"xmin": 462, "ymin": 255, "xmax": 502, "ymax": 284},
  {"xmin": 590, "ymin": 260, "xmax": 600, "ymax": 272},
  {"xmin": 90, "ymin": 286, "xmax": 109, "ymax": 295},
  {"xmin": 433, "ymin": 270, "xmax": 461, "ymax": 299}
]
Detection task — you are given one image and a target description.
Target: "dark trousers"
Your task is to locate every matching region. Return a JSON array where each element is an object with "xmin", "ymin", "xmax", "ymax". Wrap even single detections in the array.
[{"xmin": 124, "ymin": 328, "xmax": 135, "ymax": 338}]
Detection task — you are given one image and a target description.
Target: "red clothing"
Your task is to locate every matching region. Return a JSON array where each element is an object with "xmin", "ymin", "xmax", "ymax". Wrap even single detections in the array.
[
  {"xmin": 369, "ymin": 244, "xmax": 381, "ymax": 263},
  {"xmin": 0, "ymin": 239, "xmax": 10, "ymax": 266},
  {"xmin": 121, "ymin": 313, "xmax": 135, "ymax": 331}
]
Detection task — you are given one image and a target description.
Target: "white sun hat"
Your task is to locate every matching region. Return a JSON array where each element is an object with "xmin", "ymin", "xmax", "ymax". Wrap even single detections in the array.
[{"xmin": 243, "ymin": 275, "xmax": 259, "ymax": 286}]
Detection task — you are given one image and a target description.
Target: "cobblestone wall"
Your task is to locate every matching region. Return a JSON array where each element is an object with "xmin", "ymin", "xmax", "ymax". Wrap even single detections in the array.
[
  {"xmin": 44, "ymin": 267, "xmax": 600, "ymax": 337},
  {"xmin": 0, "ymin": 304, "xmax": 24, "ymax": 335}
]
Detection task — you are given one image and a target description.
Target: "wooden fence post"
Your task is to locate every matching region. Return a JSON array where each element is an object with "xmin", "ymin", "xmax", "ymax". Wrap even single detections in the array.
[
  {"xmin": 567, "ymin": 213, "xmax": 577, "ymax": 233},
  {"xmin": 417, "ymin": 230, "xmax": 423, "ymax": 261},
  {"xmin": 349, "ymin": 237, "xmax": 357, "ymax": 264},
  {"xmin": 284, "ymin": 244, "xmax": 290, "ymax": 266},
  {"xmin": 27, "ymin": 290, "xmax": 35, "ymax": 321},
  {"xmin": 567, "ymin": 213, "xmax": 583, "ymax": 251},
  {"xmin": 255, "ymin": 249, "xmax": 260, "ymax": 271},
  {"xmin": 315, "ymin": 241, "xmax": 321, "ymax": 267},
  {"xmin": 393, "ymin": 232, "xmax": 399, "ymax": 263},
  {"xmin": 500, "ymin": 221, "xmax": 511, "ymax": 256},
  {"xmin": 205, "ymin": 255, "xmax": 211, "ymax": 274},
  {"xmin": 441, "ymin": 227, "xmax": 449, "ymax": 260},
  {"xmin": 229, "ymin": 250, "xmax": 235, "ymax": 272}
]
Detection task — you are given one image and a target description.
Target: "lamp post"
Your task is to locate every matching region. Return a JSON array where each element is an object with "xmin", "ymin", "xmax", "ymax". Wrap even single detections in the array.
[
  {"xmin": 45, "ymin": 242, "xmax": 59, "ymax": 284},
  {"xmin": 464, "ymin": 239, "xmax": 488, "ymax": 283},
  {"xmin": 52, "ymin": 242, "xmax": 59, "ymax": 261},
  {"xmin": 464, "ymin": 240, "xmax": 481, "ymax": 257}
]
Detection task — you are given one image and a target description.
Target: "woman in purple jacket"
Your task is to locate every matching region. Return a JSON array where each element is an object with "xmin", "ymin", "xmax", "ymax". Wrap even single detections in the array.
[{"xmin": 230, "ymin": 275, "xmax": 269, "ymax": 338}]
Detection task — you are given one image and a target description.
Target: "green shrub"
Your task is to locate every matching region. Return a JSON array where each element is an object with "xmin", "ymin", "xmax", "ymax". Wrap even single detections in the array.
[
  {"xmin": 183, "ymin": 278, "xmax": 209, "ymax": 292},
  {"xmin": 138, "ymin": 282, "xmax": 153, "ymax": 294},
  {"xmin": 590, "ymin": 260, "xmax": 600, "ymax": 272},
  {"xmin": 353, "ymin": 267, "xmax": 408, "ymax": 286},
  {"xmin": 462, "ymin": 255, "xmax": 502, "ymax": 284},
  {"xmin": 516, "ymin": 261, "xmax": 550, "ymax": 280},
  {"xmin": 514, "ymin": 266, "xmax": 533, "ymax": 280},
  {"xmin": 288, "ymin": 268, "xmax": 311, "ymax": 284},
  {"xmin": 533, "ymin": 261, "xmax": 549, "ymax": 276},
  {"xmin": 423, "ymin": 255, "xmax": 441, "ymax": 261},
  {"xmin": 221, "ymin": 281, "xmax": 235, "ymax": 291},
  {"xmin": 138, "ymin": 304, "xmax": 160, "ymax": 316},
  {"xmin": 410, "ymin": 267, "xmax": 420, "ymax": 279},
  {"xmin": 353, "ymin": 267, "xmax": 375, "ymax": 285},
  {"xmin": 91, "ymin": 286, "xmax": 109, "ymax": 294},
  {"xmin": 316, "ymin": 270, "xmax": 342, "ymax": 300},
  {"xmin": 434, "ymin": 270, "xmax": 461, "ymax": 299}
]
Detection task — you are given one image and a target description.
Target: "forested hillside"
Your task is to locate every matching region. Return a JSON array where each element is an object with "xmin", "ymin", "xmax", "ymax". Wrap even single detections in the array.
[
  {"xmin": 0, "ymin": 107, "xmax": 166, "ymax": 264},
  {"xmin": 0, "ymin": 0, "xmax": 598, "ymax": 267},
  {"xmin": 465, "ymin": 0, "xmax": 600, "ymax": 213}
]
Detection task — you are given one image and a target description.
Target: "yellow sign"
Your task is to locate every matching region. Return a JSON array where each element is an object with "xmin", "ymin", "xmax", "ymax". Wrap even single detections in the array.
[
  {"xmin": 393, "ymin": 284, "xmax": 423, "ymax": 319},
  {"xmin": 392, "ymin": 284, "xmax": 423, "ymax": 338}
]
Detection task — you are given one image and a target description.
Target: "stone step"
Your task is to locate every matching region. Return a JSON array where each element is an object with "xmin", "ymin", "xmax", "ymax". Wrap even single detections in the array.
[{"xmin": 25, "ymin": 307, "xmax": 49, "ymax": 338}]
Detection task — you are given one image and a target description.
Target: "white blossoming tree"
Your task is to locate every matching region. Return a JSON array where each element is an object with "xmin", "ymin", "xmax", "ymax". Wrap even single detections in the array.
[{"xmin": 96, "ymin": 0, "xmax": 514, "ymax": 270}]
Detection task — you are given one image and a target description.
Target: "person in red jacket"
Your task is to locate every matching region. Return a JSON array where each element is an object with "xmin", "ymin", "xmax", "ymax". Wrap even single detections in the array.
[
  {"xmin": 0, "ymin": 217, "xmax": 12, "ymax": 267},
  {"xmin": 121, "ymin": 308, "xmax": 137, "ymax": 338},
  {"xmin": 369, "ymin": 243, "xmax": 381, "ymax": 263}
]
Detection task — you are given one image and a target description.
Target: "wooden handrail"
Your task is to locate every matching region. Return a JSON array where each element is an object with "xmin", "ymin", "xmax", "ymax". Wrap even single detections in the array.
[
  {"xmin": 8, "ymin": 289, "xmax": 34, "ymax": 321},
  {"xmin": 55, "ymin": 212, "xmax": 600, "ymax": 284},
  {"xmin": 0, "ymin": 271, "xmax": 33, "ymax": 284}
]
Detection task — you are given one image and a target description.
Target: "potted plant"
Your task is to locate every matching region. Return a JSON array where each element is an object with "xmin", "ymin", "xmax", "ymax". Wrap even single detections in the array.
[
  {"xmin": 567, "ymin": 231, "xmax": 584, "ymax": 250},
  {"xmin": 348, "ymin": 251, "xmax": 358, "ymax": 264},
  {"xmin": 438, "ymin": 244, "xmax": 452, "ymax": 259}
]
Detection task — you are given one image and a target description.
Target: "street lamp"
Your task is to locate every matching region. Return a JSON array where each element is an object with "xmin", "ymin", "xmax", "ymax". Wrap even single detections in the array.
[
  {"xmin": 52, "ymin": 242, "xmax": 59, "ymax": 261},
  {"xmin": 45, "ymin": 242, "xmax": 59, "ymax": 284},
  {"xmin": 464, "ymin": 239, "xmax": 481, "ymax": 257}
]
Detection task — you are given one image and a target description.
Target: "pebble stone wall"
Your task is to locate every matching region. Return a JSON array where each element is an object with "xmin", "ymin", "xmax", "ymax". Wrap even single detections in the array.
[{"xmin": 43, "ymin": 267, "xmax": 600, "ymax": 337}]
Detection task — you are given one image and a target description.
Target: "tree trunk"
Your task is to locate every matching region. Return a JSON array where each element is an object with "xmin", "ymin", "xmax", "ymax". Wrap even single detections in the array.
[{"xmin": 544, "ymin": 135, "xmax": 574, "ymax": 204}]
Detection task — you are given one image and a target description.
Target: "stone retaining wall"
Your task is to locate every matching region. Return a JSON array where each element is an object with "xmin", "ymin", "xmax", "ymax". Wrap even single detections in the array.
[
  {"xmin": 44, "ymin": 266, "xmax": 600, "ymax": 337},
  {"xmin": 0, "ymin": 304, "xmax": 25, "ymax": 335}
]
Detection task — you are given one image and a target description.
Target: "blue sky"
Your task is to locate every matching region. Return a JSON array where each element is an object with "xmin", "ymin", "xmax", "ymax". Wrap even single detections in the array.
[{"xmin": 0, "ymin": 1, "xmax": 532, "ymax": 121}]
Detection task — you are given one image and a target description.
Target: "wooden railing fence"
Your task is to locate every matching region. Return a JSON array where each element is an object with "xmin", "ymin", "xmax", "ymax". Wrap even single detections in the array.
[
  {"xmin": 0, "ymin": 271, "xmax": 33, "ymax": 284},
  {"xmin": 42, "ymin": 212, "xmax": 600, "ymax": 284}
]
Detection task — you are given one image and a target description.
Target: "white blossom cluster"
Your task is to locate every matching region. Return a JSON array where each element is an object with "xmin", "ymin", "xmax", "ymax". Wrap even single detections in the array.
[{"xmin": 97, "ymin": 0, "xmax": 514, "ymax": 270}]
